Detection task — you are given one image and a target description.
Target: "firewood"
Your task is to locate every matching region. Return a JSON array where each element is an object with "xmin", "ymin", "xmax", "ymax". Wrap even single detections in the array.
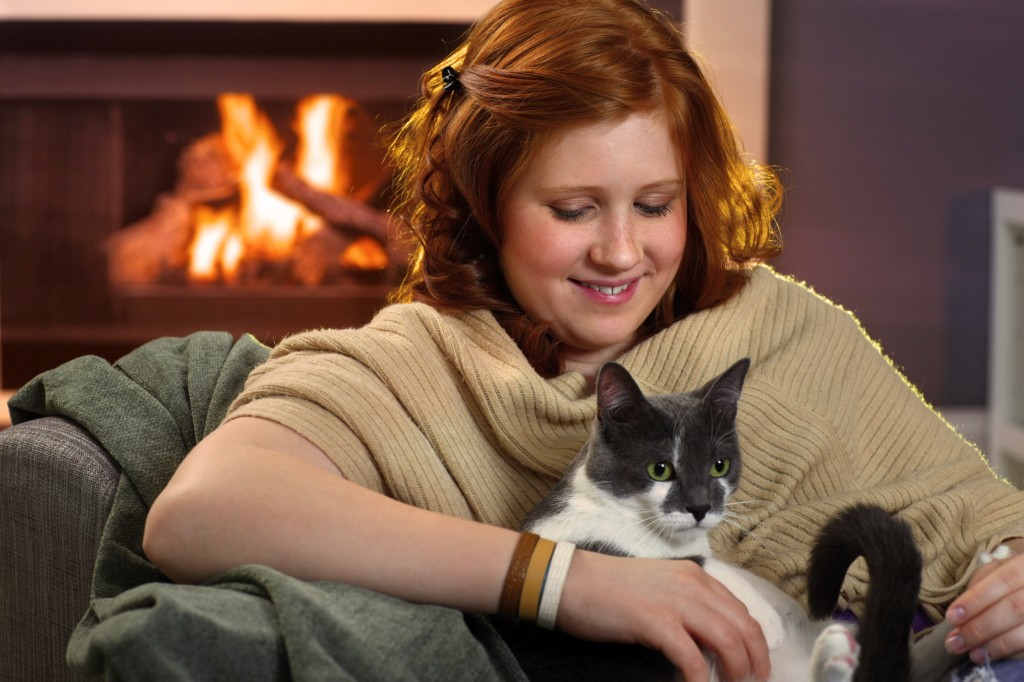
[
  {"xmin": 104, "ymin": 194, "xmax": 193, "ymax": 285},
  {"xmin": 175, "ymin": 133, "xmax": 238, "ymax": 203},
  {"xmin": 272, "ymin": 167, "xmax": 391, "ymax": 243},
  {"xmin": 272, "ymin": 167, "xmax": 412, "ymax": 276},
  {"xmin": 290, "ymin": 228, "xmax": 349, "ymax": 286}
]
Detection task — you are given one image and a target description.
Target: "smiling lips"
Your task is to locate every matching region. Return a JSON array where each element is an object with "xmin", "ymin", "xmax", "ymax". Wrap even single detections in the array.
[{"xmin": 574, "ymin": 279, "xmax": 637, "ymax": 300}]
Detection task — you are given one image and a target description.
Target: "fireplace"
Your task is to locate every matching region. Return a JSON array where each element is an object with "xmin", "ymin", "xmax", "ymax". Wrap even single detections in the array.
[{"xmin": 0, "ymin": 20, "xmax": 468, "ymax": 389}]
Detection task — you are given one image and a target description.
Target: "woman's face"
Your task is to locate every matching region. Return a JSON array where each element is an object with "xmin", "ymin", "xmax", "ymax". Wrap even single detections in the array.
[{"xmin": 499, "ymin": 111, "xmax": 687, "ymax": 373}]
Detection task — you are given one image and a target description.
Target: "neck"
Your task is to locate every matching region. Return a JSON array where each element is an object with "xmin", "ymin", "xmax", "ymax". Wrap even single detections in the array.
[
  {"xmin": 562, "ymin": 358, "xmax": 600, "ymax": 390},
  {"xmin": 561, "ymin": 338, "xmax": 637, "ymax": 388}
]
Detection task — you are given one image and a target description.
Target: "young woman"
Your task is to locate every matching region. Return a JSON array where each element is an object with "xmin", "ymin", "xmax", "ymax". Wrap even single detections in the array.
[{"xmin": 144, "ymin": 1, "xmax": 1024, "ymax": 680}]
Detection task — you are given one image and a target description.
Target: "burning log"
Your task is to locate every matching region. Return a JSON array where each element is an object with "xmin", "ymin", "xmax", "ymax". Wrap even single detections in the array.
[
  {"xmin": 175, "ymin": 133, "xmax": 237, "ymax": 203},
  {"xmin": 273, "ymin": 167, "xmax": 390, "ymax": 243},
  {"xmin": 272, "ymin": 167, "xmax": 411, "ymax": 276},
  {"xmin": 104, "ymin": 195, "xmax": 193, "ymax": 285}
]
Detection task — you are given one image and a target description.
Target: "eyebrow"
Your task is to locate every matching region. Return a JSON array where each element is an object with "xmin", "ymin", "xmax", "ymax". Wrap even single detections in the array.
[{"xmin": 541, "ymin": 179, "xmax": 684, "ymax": 195}]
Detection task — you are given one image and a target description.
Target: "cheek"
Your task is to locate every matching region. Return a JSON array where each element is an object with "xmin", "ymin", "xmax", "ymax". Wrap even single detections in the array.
[
  {"xmin": 653, "ymin": 219, "xmax": 687, "ymax": 271},
  {"xmin": 501, "ymin": 218, "xmax": 582, "ymax": 284},
  {"xmin": 643, "ymin": 482, "xmax": 672, "ymax": 510}
]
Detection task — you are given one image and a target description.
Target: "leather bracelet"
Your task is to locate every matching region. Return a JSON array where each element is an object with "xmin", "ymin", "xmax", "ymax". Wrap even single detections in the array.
[
  {"xmin": 518, "ymin": 537, "xmax": 557, "ymax": 622},
  {"xmin": 537, "ymin": 541, "xmax": 575, "ymax": 629},
  {"xmin": 500, "ymin": 532, "xmax": 540, "ymax": 621}
]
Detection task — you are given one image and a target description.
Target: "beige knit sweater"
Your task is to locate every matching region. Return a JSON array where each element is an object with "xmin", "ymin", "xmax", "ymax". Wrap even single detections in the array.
[{"xmin": 227, "ymin": 265, "xmax": 1024, "ymax": 620}]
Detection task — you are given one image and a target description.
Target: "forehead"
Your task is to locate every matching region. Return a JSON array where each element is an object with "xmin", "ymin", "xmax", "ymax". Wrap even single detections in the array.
[{"xmin": 516, "ymin": 111, "xmax": 684, "ymax": 191}]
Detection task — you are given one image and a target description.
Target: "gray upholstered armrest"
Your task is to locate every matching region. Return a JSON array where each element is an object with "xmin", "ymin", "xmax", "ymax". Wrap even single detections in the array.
[{"xmin": 0, "ymin": 416, "xmax": 119, "ymax": 681}]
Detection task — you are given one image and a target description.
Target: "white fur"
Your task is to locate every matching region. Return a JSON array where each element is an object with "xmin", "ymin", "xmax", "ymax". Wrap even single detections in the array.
[
  {"xmin": 528, "ymin": 474, "xmax": 862, "ymax": 682},
  {"xmin": 702, "ymin": 559, "xmax": 858, "ymax": 682}
]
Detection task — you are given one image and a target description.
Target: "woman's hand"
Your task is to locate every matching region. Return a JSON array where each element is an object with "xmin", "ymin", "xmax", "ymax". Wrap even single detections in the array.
[
  {"xmin": 556, "ymin": 549, "xmax": 771, "ymax": 682},
  {"xmin": 945, "ymin": 539, "xmax": 1024, "ymax": 663}
]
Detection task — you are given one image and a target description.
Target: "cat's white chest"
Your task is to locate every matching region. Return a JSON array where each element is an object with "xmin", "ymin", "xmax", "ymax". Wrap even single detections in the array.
[{"xmin": 702, "ymin": 558, "xmax": 787, "ymax": 649}]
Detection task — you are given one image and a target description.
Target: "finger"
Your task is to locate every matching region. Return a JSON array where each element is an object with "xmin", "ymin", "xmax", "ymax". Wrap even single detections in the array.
[
  {"xmin": 951, "ymin": 588, "xmax": 1024, "ymax": 657},
  {"xmin": 743, "ymin": 616, "xmax": 772, "ymax": 681},
  {"xmin": 973, "ymin": 621, "xmax": 1024, "ymax": 663},
  {"xmin": 657, "ymin": 626, "xmax": 709, "ymax": 682},
  {"xmin": 949, "ymin": 555, "xmax": 1024, "ymax": 626},
  {"xmin": 684, "ymin": 609, "xmax": 755, "ymax": 681},
  {"xmin": 695, "ymin": 573, "xmax": 771, "ymax": 680}
]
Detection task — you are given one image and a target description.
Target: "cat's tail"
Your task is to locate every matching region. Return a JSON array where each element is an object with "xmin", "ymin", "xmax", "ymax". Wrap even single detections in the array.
[{"xmin": 806, "ymin": 503, "xmax": 922, "ymax": 682}]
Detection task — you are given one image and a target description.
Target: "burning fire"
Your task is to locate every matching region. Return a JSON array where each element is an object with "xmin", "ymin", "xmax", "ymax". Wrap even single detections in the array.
[{"xmin": 188, "ymin": 93, "xmax": 384, "ymax": 283}]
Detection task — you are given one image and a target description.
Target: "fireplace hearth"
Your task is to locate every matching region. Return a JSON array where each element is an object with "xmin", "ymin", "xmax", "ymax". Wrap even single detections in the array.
[{"xmin": 0, "ymin": 20, "xmax": 467, "ymax": 388}]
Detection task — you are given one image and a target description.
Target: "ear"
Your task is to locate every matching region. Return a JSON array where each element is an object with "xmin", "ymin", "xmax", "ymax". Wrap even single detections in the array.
[
  {"xmin": 596, "ymin": 362, "xmax": 648, "ymax": 423},
  {"xmin": 704, "ymin": 358, "xmax": 750, "ymax": 422}
]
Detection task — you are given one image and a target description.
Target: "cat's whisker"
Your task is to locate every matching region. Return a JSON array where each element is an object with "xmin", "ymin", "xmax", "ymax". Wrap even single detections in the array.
[
  {"xmin": 723, "ymin": 499, "xmax": 769, "ymax": 510},
  {"xmin": 718, "ymin": 516, "xmax": 791, "ymax": 557}
]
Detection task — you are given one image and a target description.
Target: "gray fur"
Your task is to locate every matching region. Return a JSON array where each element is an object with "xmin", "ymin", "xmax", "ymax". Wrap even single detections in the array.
[{"xmin": 519, "ymin": 359, "xmax": 922, "ymax": 682}]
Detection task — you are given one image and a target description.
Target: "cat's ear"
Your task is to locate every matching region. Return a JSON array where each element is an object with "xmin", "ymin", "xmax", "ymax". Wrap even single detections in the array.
[
  {"xmin": 596, "ymin": 362, "xmax": 648, "ymax": 423},
  {"xmin": 704, "ymin": 358, "xmax": 750, "ymax": 421}
]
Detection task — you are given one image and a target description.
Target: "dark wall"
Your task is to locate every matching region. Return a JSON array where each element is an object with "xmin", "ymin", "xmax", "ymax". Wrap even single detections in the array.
[{"xmin": 769, "ymin": 0, "xmax": 1024, "ymax": 406}]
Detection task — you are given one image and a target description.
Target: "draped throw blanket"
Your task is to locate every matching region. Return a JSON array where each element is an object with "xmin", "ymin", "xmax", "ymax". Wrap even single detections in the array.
[{"xmin": 8, "ymin": 332, "xmax": 524, "ymax": 681}]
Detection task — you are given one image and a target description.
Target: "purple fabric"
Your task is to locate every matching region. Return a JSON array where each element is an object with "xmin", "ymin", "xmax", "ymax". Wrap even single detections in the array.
[
  {"xmin": 954, "ymin": 658, "xmax": 1024, "ymax": 681},
  {"xmin": 832, "ymin": 607, "xmax": 933, "ymax": 634}
]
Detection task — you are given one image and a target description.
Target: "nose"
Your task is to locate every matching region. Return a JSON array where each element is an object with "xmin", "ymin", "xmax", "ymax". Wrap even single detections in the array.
[
  {"xmin": 589, "ymin": 217, "xmax": 642, "ymax": 271},
  {"xmin": 687, "ymin": 505, "xmax": 710, "ymax": 523}
]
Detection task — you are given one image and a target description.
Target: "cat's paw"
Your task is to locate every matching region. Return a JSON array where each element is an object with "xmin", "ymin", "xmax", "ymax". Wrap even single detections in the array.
[{"xmin": 811, "ymin": 624, "xmax": 859, "ymax": 682}]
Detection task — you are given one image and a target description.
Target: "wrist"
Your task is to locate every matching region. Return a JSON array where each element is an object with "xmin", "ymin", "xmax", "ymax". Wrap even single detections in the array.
[{"xmin": 499, "ymin": 532, "xmax": 576, "ymax": 629}]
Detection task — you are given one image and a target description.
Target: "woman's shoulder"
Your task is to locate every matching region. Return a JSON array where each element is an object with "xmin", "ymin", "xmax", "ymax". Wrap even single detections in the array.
[
  {"xmin": 740, "ymin": 265, "xmax": 888, "ymax": 374},
  {"xmin": 743, "ymin": 265, "xmax": 862, "ymax": 327},
  {"xmin": 266, "ymin": 301, "xmax": 523, "ymax": 366}
]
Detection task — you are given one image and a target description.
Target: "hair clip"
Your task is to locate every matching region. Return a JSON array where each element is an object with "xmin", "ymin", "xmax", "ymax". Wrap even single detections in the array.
[{"xmin": 441, "ymin": 65, "xmax": 463, "ymax": 92}]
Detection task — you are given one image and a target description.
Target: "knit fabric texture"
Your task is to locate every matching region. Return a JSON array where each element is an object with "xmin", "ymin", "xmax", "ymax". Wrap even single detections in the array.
[{"xmin": 227, "ymin": 265, "xmax": 1024, "ymax": 622}]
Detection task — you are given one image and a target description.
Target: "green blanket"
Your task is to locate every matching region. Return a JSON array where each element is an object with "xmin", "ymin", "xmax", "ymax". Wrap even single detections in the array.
[{"xmin": 9, "ymin": 332, "xmax": 525, "ymax": 681}]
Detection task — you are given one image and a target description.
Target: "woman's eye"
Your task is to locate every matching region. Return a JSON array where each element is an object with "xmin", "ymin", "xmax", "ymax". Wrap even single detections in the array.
[
  {"xmin": 550, "ymin": 206, "xmax": 589, "ymax": 222},
  {"xmin": 646, "ymin": 461, "xmax": 675, "ymax": 482},
  {"xmin": 710, "ymin": 458, "xmax": 731, "ymax": 478},
  {"xmin": 636, "ymin": 201, "xmax": 674, "ymax": 218}
]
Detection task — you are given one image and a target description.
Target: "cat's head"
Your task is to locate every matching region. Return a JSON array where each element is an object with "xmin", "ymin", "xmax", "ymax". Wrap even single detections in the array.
[{"xmin": 585, "ymin": 359, "xmax": 750, "ymax": 544}]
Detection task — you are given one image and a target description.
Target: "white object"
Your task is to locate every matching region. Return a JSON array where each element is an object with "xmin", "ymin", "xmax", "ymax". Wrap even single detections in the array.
[{"xmin": 989, "ymin": 188, "xmax": 1024, "ymax": 479}]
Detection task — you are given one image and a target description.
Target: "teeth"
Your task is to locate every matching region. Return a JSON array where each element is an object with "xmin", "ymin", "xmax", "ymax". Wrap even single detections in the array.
[{"xmin": 583, "ymin": 282, "xmax": 628, "ymax": 295}]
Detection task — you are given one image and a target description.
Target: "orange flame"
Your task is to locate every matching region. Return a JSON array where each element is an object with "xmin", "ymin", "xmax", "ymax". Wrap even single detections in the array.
[
  {"xmin": 339, "ymin": 235, "xmax": 389, "ymax": 271},
  {"xmin": 187, "ymin": 93, "xmax": 372, "ymax": 283}
]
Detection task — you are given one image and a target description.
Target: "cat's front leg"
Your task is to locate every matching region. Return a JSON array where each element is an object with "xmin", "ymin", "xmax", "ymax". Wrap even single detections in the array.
[{"xmin": 810, "ymin": 623, "xmax": 859, "ymax": 682}]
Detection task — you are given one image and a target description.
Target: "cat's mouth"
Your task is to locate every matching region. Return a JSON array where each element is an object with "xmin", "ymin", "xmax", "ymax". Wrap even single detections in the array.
[
  {"xmin": 657, "ymin": 511, "xmax": 722, "ymax": 535},
  {"xmin": 657, "ymin": 515, "xmax": 702, "ymax": 534}
]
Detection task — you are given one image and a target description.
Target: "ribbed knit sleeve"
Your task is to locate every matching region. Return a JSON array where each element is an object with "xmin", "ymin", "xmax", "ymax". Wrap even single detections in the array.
[{"xmin": 226, "ymin": 303, "xmax": 595, "ymax": 529}]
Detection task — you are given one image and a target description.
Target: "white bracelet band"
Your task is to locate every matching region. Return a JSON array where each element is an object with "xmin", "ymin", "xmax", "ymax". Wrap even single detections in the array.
[{"xmin": 536, "ymin": 541, "xmax": 576, "ymax": 630}]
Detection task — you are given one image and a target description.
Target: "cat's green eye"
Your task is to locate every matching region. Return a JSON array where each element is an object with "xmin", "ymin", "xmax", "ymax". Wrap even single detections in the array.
[
  {"xmin": 647, "ymin": 461, "xmax": 675, "ymax": 482},
  {"xmin": 710, "ymin": 458, "xmax": 731, "ymax": 478}
]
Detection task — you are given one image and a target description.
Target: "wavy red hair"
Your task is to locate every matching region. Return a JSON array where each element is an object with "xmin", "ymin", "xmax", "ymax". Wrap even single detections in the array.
[{"xmin": 387, "ymin": 0, "xmax": 782, "ymax": 376}]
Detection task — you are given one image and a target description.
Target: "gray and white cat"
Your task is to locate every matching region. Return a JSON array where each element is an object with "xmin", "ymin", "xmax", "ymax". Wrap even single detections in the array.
[{"xmin": 514, "ymin": 359, "xmax": 923, "ymax": 682}]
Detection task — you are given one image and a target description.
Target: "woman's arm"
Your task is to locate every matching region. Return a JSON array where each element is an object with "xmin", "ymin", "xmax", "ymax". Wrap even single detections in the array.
[
  {"xmin": 143, "ymin": 416, "xmax": 770, "ymax": 682},
  {"xmin": 144, "ymin": 416, "xmax": 514, "ymax": 611}
]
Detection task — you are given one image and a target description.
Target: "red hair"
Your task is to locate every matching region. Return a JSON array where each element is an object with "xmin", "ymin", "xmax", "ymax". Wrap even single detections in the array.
[{"xmin": 388, "ymin": 0, "xmax": 782, "ymax": 376}]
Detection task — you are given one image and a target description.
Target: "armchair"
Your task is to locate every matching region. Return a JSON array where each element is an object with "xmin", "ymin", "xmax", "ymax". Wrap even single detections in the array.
[{"xmin": 1, "ymin": 416, "xmax": 115, "ymax": 681}]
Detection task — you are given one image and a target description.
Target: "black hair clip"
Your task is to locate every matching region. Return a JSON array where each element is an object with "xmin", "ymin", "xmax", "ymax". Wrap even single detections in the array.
[{"xmin": 441, "ymin": 65, "xmax": 463, "ymax": 92}]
